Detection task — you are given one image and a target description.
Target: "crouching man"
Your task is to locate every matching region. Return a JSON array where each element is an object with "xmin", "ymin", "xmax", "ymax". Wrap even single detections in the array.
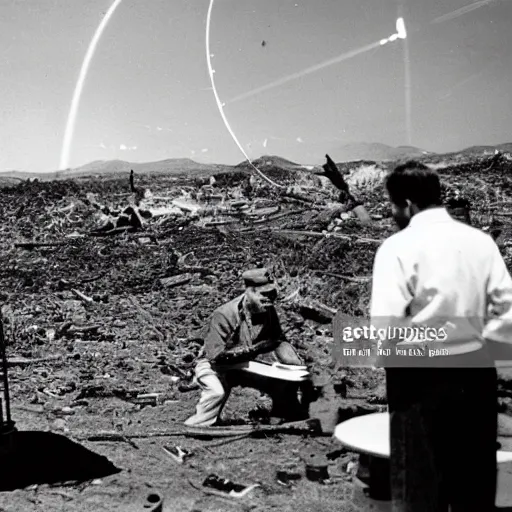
[{"xmin": 184, "ymin": 268, "xmax": 306, "ymax": 427}]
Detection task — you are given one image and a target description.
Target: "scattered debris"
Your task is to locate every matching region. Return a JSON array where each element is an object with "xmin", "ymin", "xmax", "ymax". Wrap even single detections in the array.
[
  {"xmin": 2, "ymin": 153, "xmax": 512, "ymax": 509},
  {"xmin": 276, "ymin": 469, "xmax": 302, "ymax": 487},
  {"xmin": 162, "ymin": 445, "xmax": 193, "ymax": 464},
  {"xmin": 144, "ymin": 493, "xmax": 164, "ymax": 512},
  {"xmin": 160, "ymin": 273, "xmax": 198, "ymax": 288},
  {"xmin": 7, "ymin": 354, "xmax": 63, "ymax": 366},
  {"xmin": 303, "ymin": 452, "xmax": 330, "ymax": 483},
  {"xmin": 299, "ymin": 299, "xmax": 337, "ymax": 324},
  {"xmin": 202, "ymin": 474, "xmax": 260, "ymax": 498},
  {"xmin": 185, "ymin": 418, "xmax": 323, "ymax": 439}
]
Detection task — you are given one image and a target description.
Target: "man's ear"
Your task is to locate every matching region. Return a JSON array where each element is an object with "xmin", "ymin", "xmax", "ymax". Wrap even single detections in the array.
[
  {"xmin": 406, "ymin": 200, "xmax": 422, "ymax": 216},
  {"xmin": 405, "ymin": 199, "xmax": 418, "ymax": 215}
]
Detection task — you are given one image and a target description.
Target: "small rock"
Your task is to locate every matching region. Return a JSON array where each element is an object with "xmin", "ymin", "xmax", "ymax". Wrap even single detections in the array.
[
  {"xmin": 160, "ymin": 273, "xmax": 198, "ymax": 288},
  {"xmin": 52, "ymin": 419, "xmax": 68, "ymax": 432},
  {"xmin": 71, "ymin": 399, "xmax": 89, "ymax": 407},
  {"xmin": 346, "ymin": 461, "xmax": 357, "ymax": 474}
]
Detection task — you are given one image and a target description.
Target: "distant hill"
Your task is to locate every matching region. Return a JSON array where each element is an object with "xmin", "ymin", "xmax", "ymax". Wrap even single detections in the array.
[
  {"xmin": 0, "ymin": 170, "xmax": 60, "ymax": 181},
  {"xmin": 0, "ymin": 175, "xmax": 25, "ymax": 185},
  {"xmin": 457, "ymin": 143, "xmax": 512, "ymax": 156},
  {"xmin": 63, "ymin": 158, "xmax": 230, "ymax": 177},
  {"xmin": 0, "ymin": 158, "xmax": 231, "ymax": 182},
  {"xmin": 327, "ymin": 142, "xmax": 431, "ymax": 163},
  {"xmin": 235, "ymin": 155, "xmax": 304, "ymax": 171},
  {"xmin": 2, "ymin": 142, "xmax": 511, "ymax": 183}
]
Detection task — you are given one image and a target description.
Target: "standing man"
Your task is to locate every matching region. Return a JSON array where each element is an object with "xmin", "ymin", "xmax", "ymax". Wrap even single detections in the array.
[
  {"xmin": 370, "ymin": 161, "xmax": 512, "ymax": 511},
  {"xmin": 185, "ymin": 268, "xmax": 306, "ymax": 427}
]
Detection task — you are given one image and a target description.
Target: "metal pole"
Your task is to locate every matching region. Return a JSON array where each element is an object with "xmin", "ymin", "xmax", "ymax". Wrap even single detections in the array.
[{"xmin": 0, "ymin": 312, "xmax": 12, "ymax": 427}]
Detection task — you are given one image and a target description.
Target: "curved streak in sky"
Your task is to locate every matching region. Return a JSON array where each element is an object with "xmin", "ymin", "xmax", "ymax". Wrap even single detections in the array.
[
  {"xmin": 205, "ymin": 0, "xmax": 283, "ymax": 188},
  {"xmin": 431, "ymin": 0, "xmax": 494, "ymax": 24},
  {"xmin": 60, "ymin": 0, "xmax": 124, "ymax": 170}
]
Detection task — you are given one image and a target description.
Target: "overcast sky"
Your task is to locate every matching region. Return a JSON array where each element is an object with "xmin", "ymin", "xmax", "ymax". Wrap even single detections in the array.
[{"xmin": 2, "ymin": 0, "xmax": 511, "ymax": 172}]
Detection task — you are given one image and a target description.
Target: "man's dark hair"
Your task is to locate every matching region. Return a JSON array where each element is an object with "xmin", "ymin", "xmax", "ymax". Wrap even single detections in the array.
[{"xmin": 385, "ymin": 160, "xmax": 442, "ymax": 209}]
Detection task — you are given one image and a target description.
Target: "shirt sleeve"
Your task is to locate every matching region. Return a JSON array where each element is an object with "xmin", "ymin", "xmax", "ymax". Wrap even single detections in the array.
[
  {"xmin": 483, "ymin": 239, "xmax": 512, "ymax": 344},
  {"xmin": 370, "ymin": 240, "xmax": 412, "ymax": 319},
  {"xmin": 203, "ymin": 311, "xmax": 231, "ymax": 360},
  {"xmin": 370, "ymin": 239, "xmax": 413, "ymax": 351}
]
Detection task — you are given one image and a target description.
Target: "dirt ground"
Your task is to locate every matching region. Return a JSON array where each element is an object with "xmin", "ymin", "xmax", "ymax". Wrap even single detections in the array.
[{"xmin": 2, "ymin": 155, "xmax": 512, "ymax": 511}]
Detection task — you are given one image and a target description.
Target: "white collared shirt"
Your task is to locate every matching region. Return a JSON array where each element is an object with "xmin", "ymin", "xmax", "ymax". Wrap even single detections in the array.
[{"xmin": 370, "ymin": 207, "xmax": 512, "ymax": 355}]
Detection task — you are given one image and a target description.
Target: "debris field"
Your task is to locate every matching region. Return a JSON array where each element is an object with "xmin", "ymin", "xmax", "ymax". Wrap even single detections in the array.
[{"xmin": 2, "ymin": 152, "xmax": 512, "ymax": 511}]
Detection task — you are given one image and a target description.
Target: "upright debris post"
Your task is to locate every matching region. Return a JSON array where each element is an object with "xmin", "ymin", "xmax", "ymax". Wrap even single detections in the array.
[
  {"xmin": 317, "ymin": 154, "xmax": 372, "ymax": 225},
  {"xmin": 0, "ymin": 311, "xmax": 16, "ymax": 450}
]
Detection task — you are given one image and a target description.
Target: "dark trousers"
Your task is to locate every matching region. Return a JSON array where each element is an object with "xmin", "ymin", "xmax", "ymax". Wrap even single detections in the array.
[{"xmin": 386, "ymin": 355, "xmax": 498, "ymax": 511}]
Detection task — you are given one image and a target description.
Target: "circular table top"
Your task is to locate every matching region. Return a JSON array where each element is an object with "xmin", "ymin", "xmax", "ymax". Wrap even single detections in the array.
[{"xmin": 333, "ymin": 412, "xmax": 512, "ymax": 464}]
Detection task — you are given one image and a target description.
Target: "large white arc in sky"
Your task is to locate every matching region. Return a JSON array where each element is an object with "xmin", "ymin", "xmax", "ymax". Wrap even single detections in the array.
[
  {"xmin": 59, "ymin": 0, "xmax": 124, "ymax": 170},
  {"xmin": 206, "ymin": 0, "xmax": 283, "ymax": 187}
]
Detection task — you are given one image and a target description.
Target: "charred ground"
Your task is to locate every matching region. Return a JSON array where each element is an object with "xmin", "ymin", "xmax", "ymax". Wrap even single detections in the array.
[{"xmin": 2, "ymin": 152, "xmax": 512, "ymax": 511}]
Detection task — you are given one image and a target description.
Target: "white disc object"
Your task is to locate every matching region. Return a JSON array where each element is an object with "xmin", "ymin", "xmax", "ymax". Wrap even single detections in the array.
[
  {"xmin": 273, "ymin": 362, "xmax": 309, "ymax": 371},
  {"xmin": 232, "ymin": 361, "xmax": 310, "ymax": 381},
  {"xmin": 333, "ymin": 412, "xmax": 512, "ymax": 463}
]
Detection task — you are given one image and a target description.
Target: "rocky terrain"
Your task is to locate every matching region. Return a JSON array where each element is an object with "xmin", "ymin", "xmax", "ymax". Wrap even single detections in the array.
[{"xmin": 2, "ymin": 150, "xmax": 512, "ymax": 511}]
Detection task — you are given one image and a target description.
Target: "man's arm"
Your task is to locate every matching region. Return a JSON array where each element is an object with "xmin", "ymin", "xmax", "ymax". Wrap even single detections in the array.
[
  {"xmin": 483, "ymin": 239, "xmax": 512, "ymax": 345},
  {"xmin": 370, "ymin": 240, "xmax": 413, "ymax": 349},
  {"xmin": 213, "ymin": 338, "xmax": 278, "ymax": 365},
  {"xmin": 203, "ymin": 311, "xmax": 231, "ymax": 361},
  {"xmin": 205, "ymin": 310, "xmax": 278, "ymax": 365},
  {"xmin": 267, "ymin": 307, "xmax": 303, "ymax": 365}
]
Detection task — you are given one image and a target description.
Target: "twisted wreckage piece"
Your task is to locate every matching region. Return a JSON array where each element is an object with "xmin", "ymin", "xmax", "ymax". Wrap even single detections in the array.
[
  {"xmin": 72, "ymin": 418, "xmax": 323, "ymax": 444},
  {"xmin": 142, "ymin": 493, "xmax": 164, "ymax": 512},
  {"xmin": 315, "ymin": 154, "xmax": 372, "ymax": 224}
]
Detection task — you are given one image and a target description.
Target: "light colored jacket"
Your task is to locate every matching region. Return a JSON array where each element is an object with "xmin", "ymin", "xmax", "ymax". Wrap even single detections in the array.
[{"xmin": 370, "ymin": 207, "xmax": 512, "ymax": 362}]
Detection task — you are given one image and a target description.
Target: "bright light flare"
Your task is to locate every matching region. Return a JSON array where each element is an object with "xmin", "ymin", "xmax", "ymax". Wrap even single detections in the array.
[
  {"xmin": 378, "ymin": 17, "xmax": 407, "ymax": 47},
  {"xmin": 396, "ymin": 17, "xmax": 407, "ymax": 39}
]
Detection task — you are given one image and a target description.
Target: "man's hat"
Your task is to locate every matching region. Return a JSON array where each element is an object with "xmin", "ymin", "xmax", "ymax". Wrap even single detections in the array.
[{"xmin": 242, "ymin": 268, "xmax": 276, "ymax": 291}]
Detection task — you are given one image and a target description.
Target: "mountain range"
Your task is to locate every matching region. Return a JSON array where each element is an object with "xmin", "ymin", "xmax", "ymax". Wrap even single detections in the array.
[{"xmin": 1, "ymin": 142, "xmax": 511, "ymax": 182}]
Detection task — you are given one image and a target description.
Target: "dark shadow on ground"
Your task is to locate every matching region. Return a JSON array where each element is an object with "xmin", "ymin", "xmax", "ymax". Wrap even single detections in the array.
[{"xmin": 0, "ymin": 430, "xmax": 121, "ymax": 491}]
